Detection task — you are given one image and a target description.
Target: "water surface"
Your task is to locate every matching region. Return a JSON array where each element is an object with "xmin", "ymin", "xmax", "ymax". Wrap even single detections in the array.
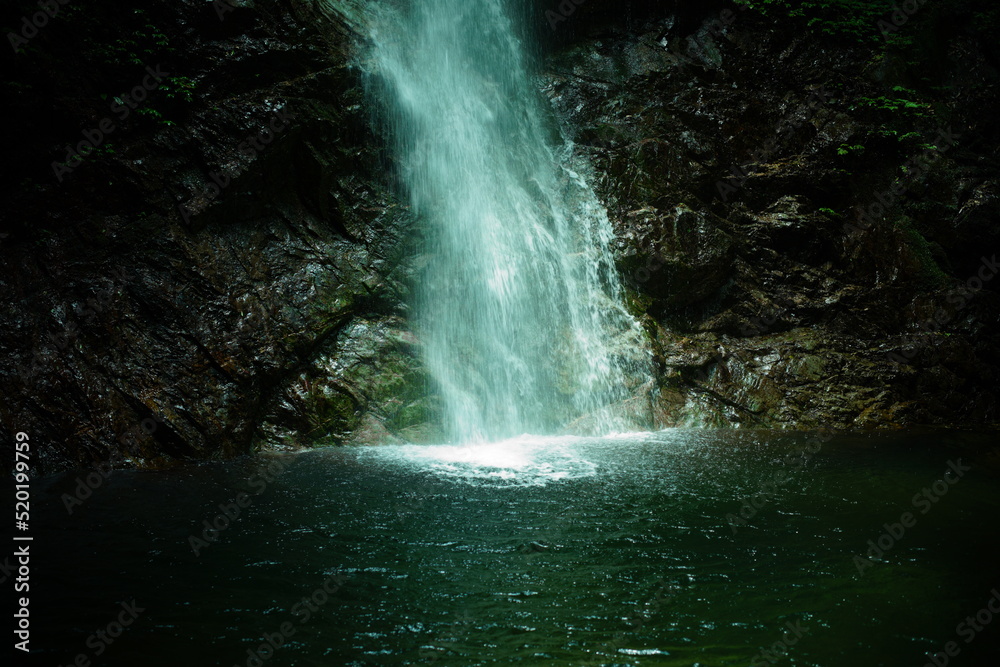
[{"xmin": 25, "ymin": 430, "xmax": 1000, "ymax": 666}]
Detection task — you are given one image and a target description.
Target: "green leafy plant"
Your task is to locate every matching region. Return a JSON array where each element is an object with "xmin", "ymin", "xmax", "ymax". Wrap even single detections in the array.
[
  {"xmin": 733, "ymin": 0, "xmax": 896, "ymax": 41},
  {"xmin": 90, "ymin": 9, "xmax": 175, "ymax": 67},
  {"xmin": 162, "ymin": 76, "xmax": 197, "ymax": 103},
  {"xmin": 137, "ymin": 107, "xmax": 175, "ymax": 127},
  {"xmin": 852, "ymin": 95, "xmax": 931, "ymax": 116},
  {"xmin": 850, "ymin": 88, "xmax": 936, "ymax": 148}
]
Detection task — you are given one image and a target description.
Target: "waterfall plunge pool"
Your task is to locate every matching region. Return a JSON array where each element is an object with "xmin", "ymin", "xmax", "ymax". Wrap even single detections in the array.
[{"xmin": 23, "ymin": 429, "xmax": 1000, "ymax": 666}]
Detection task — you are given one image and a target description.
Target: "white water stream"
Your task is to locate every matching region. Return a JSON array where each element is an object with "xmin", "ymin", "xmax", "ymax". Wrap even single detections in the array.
[{"xmin": 364, "ymin": 0, "xmax": 651, "ymax": 442}]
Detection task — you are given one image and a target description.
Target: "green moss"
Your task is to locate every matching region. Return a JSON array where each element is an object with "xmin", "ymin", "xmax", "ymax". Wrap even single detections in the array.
[
  {"xmin": 304, "ymin": 387, "xmax": 359, "ymax": 440},
  {"xmin": 733, "ymin": 0, "xmax": 895, "ymax": 42},
  {"xmin": 622, "ymin": 286, "xmax": 655, "ymax": 319},
  {"xmin": 894, "ymin": 217, "xmax": 949, "ymax": 288},
  {"xmin": 83, "ymin": 8, "xmax": 176, "ymax": 67},
  {"xmin": 386, "ymin": 397, "xmax": 436, "ymax": 431}
]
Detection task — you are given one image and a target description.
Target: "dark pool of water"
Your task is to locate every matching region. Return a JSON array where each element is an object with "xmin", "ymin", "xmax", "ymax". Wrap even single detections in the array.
[{"xmin": 17, "ymin": 429, "xmax": 1000, "ymax": 666}]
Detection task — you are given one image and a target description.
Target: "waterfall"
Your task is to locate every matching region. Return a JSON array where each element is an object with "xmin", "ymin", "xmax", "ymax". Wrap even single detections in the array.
[{"xmin": 363, "ymin": 0, "xmax": 651, "ymax": 443}]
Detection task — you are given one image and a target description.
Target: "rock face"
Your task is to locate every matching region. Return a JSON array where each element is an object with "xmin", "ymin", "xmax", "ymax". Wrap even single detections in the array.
[
  {"xmin": 541, "ymin": 0, "xmax": 1000, "ymax": 428},
  {"xmin": 0, "ymin": 0, "xmax": 434, "ymax": 471},
  {"xmin": 1, "ymin": 0, "xmax": 997, "ymax": 472}
]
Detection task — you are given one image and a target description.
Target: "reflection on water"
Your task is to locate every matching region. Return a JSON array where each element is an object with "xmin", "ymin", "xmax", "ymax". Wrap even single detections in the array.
[{"xmin": 21, "ymin": 429, "xmax": 1000, "ymax": 666}]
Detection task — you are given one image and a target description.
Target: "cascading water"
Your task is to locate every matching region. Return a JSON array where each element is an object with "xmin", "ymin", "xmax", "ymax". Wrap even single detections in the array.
[{"xmin": 364, "ymin": 0, "xmax": 651, "ymax": 443}]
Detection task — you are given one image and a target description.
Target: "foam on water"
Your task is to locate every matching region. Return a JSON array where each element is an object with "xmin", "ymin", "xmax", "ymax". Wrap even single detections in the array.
[{"xmin": 363, "ymin": 434, "xmax": 603, "ymax": 486}]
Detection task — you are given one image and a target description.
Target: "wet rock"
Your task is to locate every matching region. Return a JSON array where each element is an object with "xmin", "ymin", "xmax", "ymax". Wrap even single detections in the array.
[
  {"xmin": 3, "ymin": 0, "xmax": 999, "ymax": 473},
  {"xmin": 0, "ymin": 0, "xmax": 420, "ymax": 471},
  {"xmin": 543, "ymin": 2, "xmax": 1000, "ymax": 430},
  {"xmin": 617, "ymin": 203, "xmax": 734, "ymax": 309}
]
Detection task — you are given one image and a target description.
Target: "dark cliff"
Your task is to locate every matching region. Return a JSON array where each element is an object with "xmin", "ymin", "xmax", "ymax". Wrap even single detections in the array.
[
  {"xmin": 1, "ymin": 0, "xmax": 429, "ymax": 471},
  {"xmin": 542, "ymin": 0, "xmax": 1000, "ymax": 427},
  {"xmin": 2, "ymin": 0, "xmax": 997, "ymax": 472}
]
